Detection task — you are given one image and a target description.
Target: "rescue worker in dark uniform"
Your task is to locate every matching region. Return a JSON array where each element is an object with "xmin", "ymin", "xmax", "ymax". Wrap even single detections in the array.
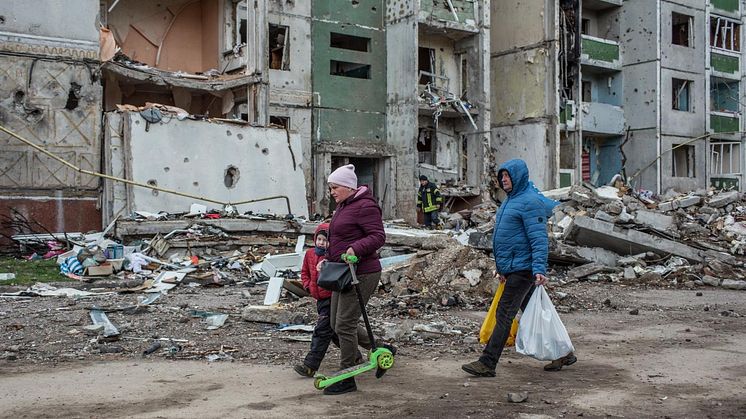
[{"xmin": 417, "ymin": 175, "xmax": 443, "ymax": 229}]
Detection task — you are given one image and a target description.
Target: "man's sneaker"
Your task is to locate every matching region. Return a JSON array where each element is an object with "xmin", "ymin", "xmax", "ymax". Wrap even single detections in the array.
[
  {"xmin": 375, "ymin": 343, "xmax": 398, "ymax": 379},
  {"xmin": 461, "ymin": 360, "xmax": 496, "ymax": 377},
  {"xmin": 543, "ymin": 352, "xmax": 577, "ymax": 372},
  {"xmin": 323, "ymin": 377, "xmax": 357, "ymax": 395},
  {"xmin": 293, "ymin": 364, "xmax": 315, "ymax": 378}
]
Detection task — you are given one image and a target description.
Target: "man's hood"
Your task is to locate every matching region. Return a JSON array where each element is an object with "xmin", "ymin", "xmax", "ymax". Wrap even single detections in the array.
[{"xmin": 497, "ymin": 159, "xmax": 530, "ymax": 196}]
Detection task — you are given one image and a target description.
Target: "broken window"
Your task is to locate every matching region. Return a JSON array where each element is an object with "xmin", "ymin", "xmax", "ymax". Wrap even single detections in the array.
[
  {"xmin": 418, "ymin": 47, "xmax": 435, "ymax": 86},
  {"xmin": 672, "ymin": 12, "xmax": 692, "ymax": 47},
  {"xmin": 269, "ymin": 116, "xmax": 289, "ymax": 130},
  {"xmin": 236, "ymin": 1, "xmax": 248, "ymax": 45},
  {"xmin": 672, "ymin": 78, "xmax": 691, "ymax": 111},
  {"xmin": 581, "ymin": 81, "xmax": 592, "ymax": 102},
  {"xmin": 710, "ymin": 141, "xmax": 742, "ymax": 175},
  {"xmin": 581, "ymin": 18, "xmax": 590, "ymax": 35},
  {"xmin": 417, "ymin": 128, "xmax": 435, "ymax": 165},
  {"xmin": 711, "ymin": 78, "xmax": 739, "ymax": 113},
  {"xmin": 672, "ymin": 144, "xmax": 696, "ymax": 177},
  {"xmin": 711, "ymin": 17, "xmax": 741, "ymax": 52},
  {"xmin": 330, "ymin": 32, "xmax": 370, "ymax": 52},
  {"xmin": 269, "ymin": 24, "xmax": 289, "ymax": 70},
  {"xmin": 330, "ymin": 61, "xmax": 371, "ymax": 79}
]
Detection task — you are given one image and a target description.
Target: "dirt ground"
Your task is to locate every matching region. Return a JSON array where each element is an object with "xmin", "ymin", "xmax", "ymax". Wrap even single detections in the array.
[{"xmin": 1, "ymin": 282, "xmax": 746, "ymax": 418}]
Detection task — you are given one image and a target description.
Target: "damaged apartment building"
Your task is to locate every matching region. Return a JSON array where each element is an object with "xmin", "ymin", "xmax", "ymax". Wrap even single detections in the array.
[
  {"xmin": 491, "ymin": 0, "xmax": 746, "ymax": 195},
  {"xmin": 0, "ymin": 0, "xmax": 489, "ymax": 235}
]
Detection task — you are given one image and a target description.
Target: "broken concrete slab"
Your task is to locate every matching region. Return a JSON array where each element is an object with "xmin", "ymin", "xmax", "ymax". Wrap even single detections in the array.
[
  {"xmin": 574, "ymin": 247, "xmax": 619, "ymax": 267},
  {"xmin": 568, "ymin": 263, "xmax": 619, "ymax": 279},
  {"xmin": 567, "ymin": 216, "xmax": 703, "ymax": 263},
  {"xmin": 721, "ymin": 279, "xmax": 746, "ymax": 290},
  {"xmin": 658, "ymin": 195, "xmax": 701, "ymax": 212},
  {"xmin": 623, "ymin": 266, "xmax": 636, "ymax": 280},
  {"xmin": 241, "ymin": 305, "xmax": 305, "ymax": 324},
  {"xmin": 701, "ymin": 275, "xmax": 722, "ymax": 287},
  {"xmin": 634, "ymin": 210, "xmax": 674, "ymax": 231},
  {"xmin": 708, "ymin": 191, "xmax": 741, "ymax": 209}
]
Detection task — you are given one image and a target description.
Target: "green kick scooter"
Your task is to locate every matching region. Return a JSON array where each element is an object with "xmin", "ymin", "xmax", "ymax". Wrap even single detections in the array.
[{"xmin": 313, "ymin": 254, "xmax": 395, "ymax": 390}]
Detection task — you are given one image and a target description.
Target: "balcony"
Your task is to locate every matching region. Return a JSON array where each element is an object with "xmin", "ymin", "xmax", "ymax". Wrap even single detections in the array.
[
  {"xmin": 418, "ymin": 0, "xmax": 479, "ymax": 37},
  {"xmin": 581, "ymin": 101, "xmax": 625, "ymax": 135},
  {"xmin": 583, "ymin": 0, "xmax": 623, "ymax": 10},
  {"xmin": 711, "ymin": 51, "xmax": 739, "ymax": 76},
  {"xmin": 711, "ymin": 112, "xmax": 740, "ymax": 133},
  {"xmin": 711, "ymin": 0, "xmax": 739, "ymax": 14},
  {"xmin": 581, "ymin": 35, "xmax": 621, "ymax": 71}
]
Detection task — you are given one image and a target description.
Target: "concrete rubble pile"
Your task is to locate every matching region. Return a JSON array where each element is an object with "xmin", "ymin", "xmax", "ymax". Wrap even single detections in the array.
[{"xmin": 465, "ymin": 184, "xmax": 746, "ymax": 292}]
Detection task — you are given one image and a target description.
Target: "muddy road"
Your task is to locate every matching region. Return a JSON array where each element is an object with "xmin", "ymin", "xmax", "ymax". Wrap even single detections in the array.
[{"xmin": 1, "ymin": 285, "xmax": 745, "ymax": 418}]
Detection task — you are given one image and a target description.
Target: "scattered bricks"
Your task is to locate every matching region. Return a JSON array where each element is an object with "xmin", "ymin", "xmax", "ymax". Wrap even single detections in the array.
[
  {"xmin": 721, "ymin": 279, "xmax": 746, "ymax": 290},
  {"xmin": 708, "ymin": 191, "xmax": 740, "ymax": 209},
  {"xmin": 701, "ymin": 275, "xmax": 722, "ymax": 287}
]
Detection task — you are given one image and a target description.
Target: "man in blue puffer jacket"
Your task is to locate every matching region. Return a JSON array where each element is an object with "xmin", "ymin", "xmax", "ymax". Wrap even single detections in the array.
[{"xmin": 463, "ymin": 159, "xmax": 574, "ymax": 376}]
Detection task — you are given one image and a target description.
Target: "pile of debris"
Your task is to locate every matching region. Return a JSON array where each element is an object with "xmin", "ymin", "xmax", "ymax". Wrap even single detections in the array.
[{"xmin": 466, "ymin": 184, "xmax": 746, "ymax": 291}]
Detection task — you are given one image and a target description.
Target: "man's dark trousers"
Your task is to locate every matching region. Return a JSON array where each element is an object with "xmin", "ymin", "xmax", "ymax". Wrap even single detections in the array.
[
  {"xmin": 479, "ymin": 270, "xmax": 535, "ymax": 369},
  {"xmin": 303, "ymin": 298, "xmax": 338, "ymax": 370},
  {"xmin": 423, "ymin": 210, "xmax": 439, "ymax": 228}
]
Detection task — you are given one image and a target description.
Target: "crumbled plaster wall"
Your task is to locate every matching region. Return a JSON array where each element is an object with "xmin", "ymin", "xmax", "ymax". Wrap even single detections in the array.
[{"xmin": 105, "ymin": 111, "xmax": 309, "ymax": 219}]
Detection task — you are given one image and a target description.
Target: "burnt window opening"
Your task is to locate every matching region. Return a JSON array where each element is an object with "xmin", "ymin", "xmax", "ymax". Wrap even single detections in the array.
[
  {"xmin": 672, "ymin": 12, "xmax": 692, "ymax": 47},
  {"xmin": 417, "ymin": 128, "xmax": 435, "ymax": 165},
  {"xmin": 269, "ymin": 24, "xmax": 289, "ymax": 70},
  {"xmin": 672, "ymin": 78, "xmax": 691, "ymax": 111},
  {"xmin": 581, "ymin": 18, "xmax": 590, "ymax": 35},
  {"xmin": 672, "ymin": 145, "xmax": 696, "ymax": 178},
  {"xmin": 330, "ymin": 32, "xmax": 370, "ymax": 52},
  {"xmin": 418, "ymin": 47, "xmax": 435, "ymax": 85},
  {"xmin": 581, "ymin": 80, "xmax": 592, "ymax": 102},
  {"xmin": 269, "ymin": 116, "xmax": 290, "ymax": 130},
  {"xmin": 330, "ymin": 60, "xmax": 371, "ymax": 79},
  {"xmin": 224, "ymin": 165, "xmax": 240, "ymax": 188},
  {"xmin": 711, "ymin": 17, "xmax": 741, "ymax": 52},
  {"xmin": 65, "ymin": 82, "xmax": 81, "ymax": 110}
]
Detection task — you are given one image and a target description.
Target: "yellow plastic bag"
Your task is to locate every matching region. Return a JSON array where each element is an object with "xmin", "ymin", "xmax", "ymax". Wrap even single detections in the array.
[{"xmin": 479, "ymin": 282, "xmax": 520, "ymax": 345}]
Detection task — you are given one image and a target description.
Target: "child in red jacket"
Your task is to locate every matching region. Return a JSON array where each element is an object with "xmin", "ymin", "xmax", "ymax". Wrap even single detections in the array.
[{"xmin": 294, "ymin": 223, "xmax": 337, "ymax": 377}]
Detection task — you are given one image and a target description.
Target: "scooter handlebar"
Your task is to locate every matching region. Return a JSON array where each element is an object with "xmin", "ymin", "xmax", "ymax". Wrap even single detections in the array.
[{"xmin": 341, "ymin": 254, "xmax": 359, "ymax": 264}]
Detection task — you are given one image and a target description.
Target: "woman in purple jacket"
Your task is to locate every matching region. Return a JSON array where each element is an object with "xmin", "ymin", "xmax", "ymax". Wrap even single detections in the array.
[{"xmin": 323, "ymin": 164, "xmax": 387, "ymax": 395}]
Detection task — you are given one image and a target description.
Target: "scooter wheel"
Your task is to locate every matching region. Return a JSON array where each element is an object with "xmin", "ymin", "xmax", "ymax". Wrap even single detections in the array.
[
  {"xmin": 314, "ymin": 377, "xmax": 325, "ymax": 390},
  {"xmin": 377, "ymin": 352, "xmax": 394, "ymax": 370}
]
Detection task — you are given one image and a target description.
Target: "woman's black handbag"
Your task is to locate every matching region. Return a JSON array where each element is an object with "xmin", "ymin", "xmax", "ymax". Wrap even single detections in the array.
[{"xmin": 317, "ymin": 261, "xmax": 354, "ymax": 292}]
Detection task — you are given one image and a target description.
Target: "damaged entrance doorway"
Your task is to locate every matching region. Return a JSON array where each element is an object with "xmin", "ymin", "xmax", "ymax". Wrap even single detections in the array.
[{"xmin": 329, "ymin": 156, "xmax": 383, "ymax": 212}]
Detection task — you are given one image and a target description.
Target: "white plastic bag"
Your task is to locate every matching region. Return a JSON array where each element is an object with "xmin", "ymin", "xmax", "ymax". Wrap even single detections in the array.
[{"xmin": 515, "ymin": 285, "xmax": 575, "ymax": 361}]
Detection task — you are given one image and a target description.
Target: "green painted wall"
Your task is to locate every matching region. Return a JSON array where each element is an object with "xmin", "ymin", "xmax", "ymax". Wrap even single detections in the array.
[
  {"xmin": 711, "ymin": 113, "xmax": 740, "ymax": 133},
  {"xmin": 314, "ymin": 108, "xmax": 385, "ymax": 142},
  {"xmin": 313, "ymin": 0, "xmax": 384, "ymax": 29},
  {"xmin": 420, "ymin": 0, "xmax": 475, "ymax": 23},
  {"xmin": 582, "ymin": 37, "xmax": 619, "ymax": 63},
  {"xmin": 312, "ymin": 0, "xmax": 386, "ymax": 144},
  {"xmin": 711, "ymin": 52, "xmax": 739, "ymax": 75},
  {"xmin": 712, "ymin": 0, "xmax": 739, "ymax": 13}
]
